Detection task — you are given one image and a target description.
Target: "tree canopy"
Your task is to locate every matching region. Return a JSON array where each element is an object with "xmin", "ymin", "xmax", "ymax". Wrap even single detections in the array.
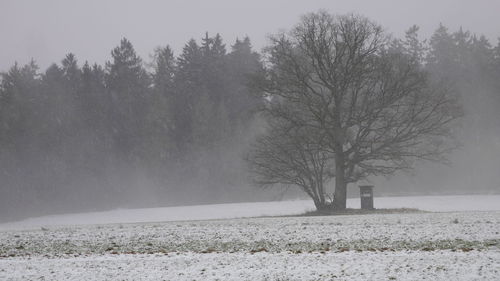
[{"xmin": 248, "ymin": 12, "xmax": 461, "ymax": 210}]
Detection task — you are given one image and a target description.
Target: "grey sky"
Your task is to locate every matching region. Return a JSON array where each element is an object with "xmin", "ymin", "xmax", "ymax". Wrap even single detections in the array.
[{"xmin": 1, "ymin": 0, "xmax": 499, "ymax": 71}]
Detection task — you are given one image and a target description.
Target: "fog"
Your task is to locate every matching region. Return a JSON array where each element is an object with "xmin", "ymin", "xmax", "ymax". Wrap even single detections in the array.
[
  {"xmin": 1, "ymin": 0, "xmax": 500, "ymax": 222},
  {"xmin": 2, "ymin": 0, "xmax": 500, "ymax": 70}
]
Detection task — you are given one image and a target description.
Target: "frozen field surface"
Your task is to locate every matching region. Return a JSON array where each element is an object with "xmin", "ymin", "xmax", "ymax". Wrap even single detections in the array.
[
  {"xmin": 0, "ymin": 195, "xmax": 499, "ymax": 280},
  {"xmin": 1, "ymin": 194, "xmax": 499, "ymax": 230},
  {"xmin": 2, "ymin": 250, "xmax": 499, "ymax": 281}
]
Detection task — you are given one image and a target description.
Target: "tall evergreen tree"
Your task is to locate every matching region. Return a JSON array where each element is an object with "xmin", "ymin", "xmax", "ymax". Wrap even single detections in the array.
[
  {"xmin": 226, "ymin": 36, "xmax": 263, "ymax": 129},
  {"xmin": 147, "ymin": 46, "xmax": 177, "ymax": 170},
  {"xmin": 105, "ymin": 38, "xmax": 151, "ymax": 163},
  {"xmin": 172, "ymin": 39, "xmax": 203, "ymax": 156}
]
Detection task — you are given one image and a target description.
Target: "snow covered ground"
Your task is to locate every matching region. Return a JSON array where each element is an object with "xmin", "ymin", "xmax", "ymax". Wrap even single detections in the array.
[
  {"xmin": 2, "ymin": 250, "xmax": 499, "ymax": 281},
  {"xmin": 1, "ymin": 194, "xmax": 499, "ymax": 230},
  {"xmin": 0, "ymin": 195, "xmax": 499, "ymax": 280}
]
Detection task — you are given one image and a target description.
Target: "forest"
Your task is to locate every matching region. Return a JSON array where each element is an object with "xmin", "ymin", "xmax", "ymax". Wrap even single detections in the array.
[{"xmin": 1, "ymin": 23, "xmax": 500, "ymax": 220}]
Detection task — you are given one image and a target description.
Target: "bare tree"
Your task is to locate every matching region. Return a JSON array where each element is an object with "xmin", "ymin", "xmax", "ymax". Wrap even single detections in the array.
[
  {"xmin": 250, "ymin": 11, "xmax": 460, "ymax": 210},
  {"xmin": 247, "ymin": 103, "xmax": 334, "ymax": 210}
]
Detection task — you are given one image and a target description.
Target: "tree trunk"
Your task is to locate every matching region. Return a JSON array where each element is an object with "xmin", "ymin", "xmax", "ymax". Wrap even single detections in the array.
[
  {"xmin": 333, "ymin": 151, "xmax": 347, "ymax": 210},
  {"xmin": 305, "ymin": 182, "xmax": 329, "ymax": 211},
  {"xmin": 314, "ymin": 200, "xmax": 327, "ymax": 211}
]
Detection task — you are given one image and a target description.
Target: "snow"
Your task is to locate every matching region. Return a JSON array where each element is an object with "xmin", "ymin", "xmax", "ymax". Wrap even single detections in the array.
[
  {"xmin": 1, "ymin": 194, "xmax": 499, "ymax": 231},
  {"xmin": 369, "ymin": 194, "xmax": 500, "ymax": 212},
  {"xmin": 2, "ymin": 251, "xmax": 499, "ymax": 281},
  {"xmin": 0, "ymin": 195, "xmax": 499, "ymax": 280},
  {"xmin": 1, "ymin": 211, "xmax": 498, "ymax": 256}
]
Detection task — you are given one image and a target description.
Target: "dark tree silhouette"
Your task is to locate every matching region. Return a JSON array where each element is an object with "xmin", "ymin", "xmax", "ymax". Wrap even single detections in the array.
[{"xmin": 250, "ymin": 12, "xmax": 461, "ymax": 210}]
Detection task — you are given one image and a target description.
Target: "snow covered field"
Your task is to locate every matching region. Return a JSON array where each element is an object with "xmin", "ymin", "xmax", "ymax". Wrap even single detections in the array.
[
  {"xmin": 0, "ymin": 195, "xmax": 499, "ymax": 280},
  {"xmin": 3, "ymin": 250, "xmax": 499, "ymax": 280},
  {"xmin": 1, "ymin": 194, "xmax": 499, "ymax": 230}
]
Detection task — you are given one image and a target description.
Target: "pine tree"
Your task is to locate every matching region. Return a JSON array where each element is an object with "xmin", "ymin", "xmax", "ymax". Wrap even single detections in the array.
[
  {"xmin": 226, "ymin": 36, "xmax": 263, "ymax": 129},
  {"xmin": 105, "ymin": 38, "xmax": 151, "ymax": 163},
  {"xmin": 172, "ymin": 39, "xmax": 204, "ymax": 156},
  {"xmin": 427, "ymin": 24, "xmax": 457, "ymax": 78},
  {"xmin": 147, "ymin": 46, "xmax": 177, "ymax": 170},
  {"xmin": 61, "ymin": 53, "xmax": 81, "ymax": 93}
]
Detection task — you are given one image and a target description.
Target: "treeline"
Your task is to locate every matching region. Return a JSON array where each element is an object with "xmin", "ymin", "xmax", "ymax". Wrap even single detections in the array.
[
  {"xmin": 426, "ymin": 25, "xmax": 500, "ymax": 129},
  {"xmin": 1, "ymin": 23, "xmax": 500, "ymax": 220},
  {"xmin": 0, "ymin": 34, "xmax": 264, "ymax": 220},
  {"xmin": 350, "ymin": 24, "xmax": 500, "ymax": 195},
  {"xmin": 394, "ymin": 25, "xmax": 500, "ymax": 195}
]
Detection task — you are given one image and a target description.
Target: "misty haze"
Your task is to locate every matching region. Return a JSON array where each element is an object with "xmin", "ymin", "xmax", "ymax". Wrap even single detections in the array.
[{"xmin": 0, "ymin": 1, "xmax": 499, "ymax": 280}]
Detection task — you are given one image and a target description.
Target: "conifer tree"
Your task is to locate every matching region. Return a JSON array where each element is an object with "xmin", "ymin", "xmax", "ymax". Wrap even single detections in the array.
[{"xmin": 105, "ymin": 38, "xmax": 150, "ymax": 163}]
